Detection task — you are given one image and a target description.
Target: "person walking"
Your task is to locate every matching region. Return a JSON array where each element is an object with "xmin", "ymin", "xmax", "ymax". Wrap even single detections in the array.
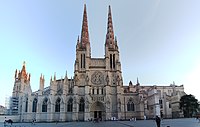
[{"xmin": 155, "ymin": 115, "xmax": 161, "ymax": 127}]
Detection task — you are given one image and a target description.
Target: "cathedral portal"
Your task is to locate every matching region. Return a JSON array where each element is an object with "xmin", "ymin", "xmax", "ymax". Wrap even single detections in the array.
[{"xmin": 90, "ymin": 101, "xmax": 105, "ymax": 120}]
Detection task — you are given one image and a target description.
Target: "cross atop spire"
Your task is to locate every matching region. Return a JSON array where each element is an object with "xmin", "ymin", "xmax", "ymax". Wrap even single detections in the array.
[
  {"xmin": 80, "ymin": 4, "xmax": 90, "ymax": 48},
  {"xmin": 105, "ymin": 5, "xmax": 115, "ymax": 49}
]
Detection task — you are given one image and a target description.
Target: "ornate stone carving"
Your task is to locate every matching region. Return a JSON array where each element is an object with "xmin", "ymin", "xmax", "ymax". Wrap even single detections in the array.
[
  {"xmin": 91, "ymin": 71, "xmax": 104, "ymax": 85},
  {"xmin": 117, "ymin": 75, "xmax": 120, "ymax": 85}
]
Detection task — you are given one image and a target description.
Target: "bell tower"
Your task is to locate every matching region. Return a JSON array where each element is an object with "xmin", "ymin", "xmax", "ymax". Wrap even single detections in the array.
[
  {"xmin": 105, "ymin": 6, "xmax": 121, "ymax": 73},
  {"xmin": 104, "ymin": 5, "xmax": 123, "ymax": 119},
  {"xmin": 75, "ymin": 4, "xmax": 91, "ymax": 73},
  {"xmin": 12, "ymin": 61, "xmax": 32, "ymax": 97}
]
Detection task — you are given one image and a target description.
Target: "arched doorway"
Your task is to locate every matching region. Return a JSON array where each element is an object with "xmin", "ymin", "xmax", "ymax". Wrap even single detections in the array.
[{"xmin": 90, "ymin": 101, "xmax": 105, "ymax": 120}]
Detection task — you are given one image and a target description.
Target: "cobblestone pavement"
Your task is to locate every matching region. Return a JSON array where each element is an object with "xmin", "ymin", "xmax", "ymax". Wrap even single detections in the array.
[{"xmin": 1, "ymin": 118, "xmax": 200, "ymax": 127}]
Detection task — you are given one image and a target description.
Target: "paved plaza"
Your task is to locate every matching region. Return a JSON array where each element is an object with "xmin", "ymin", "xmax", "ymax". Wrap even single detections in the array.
[{"xmin": 1, "ymin": 118, "xmax": 200, "ymax": 127}]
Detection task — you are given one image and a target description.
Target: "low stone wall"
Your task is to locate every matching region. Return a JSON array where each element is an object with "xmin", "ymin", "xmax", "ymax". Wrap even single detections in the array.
[{"xmin": 0, "ymin": 115, "xmax": 19, "ymax": 122}]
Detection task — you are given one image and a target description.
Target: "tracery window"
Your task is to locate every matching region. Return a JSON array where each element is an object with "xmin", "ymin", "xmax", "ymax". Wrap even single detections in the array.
[
  {"xmin": 79, "ymin": 97, "xmax": 85, "ymax": 112},
  {"xmin": 25, "ymin": 98, "xmax": 28, "ymax": 112},
  {"xmin": 55, "ymin": 98, "xmax": 61, "ymax": 112},
  {"xmin": 32, "ymin": 98, "xmax": 37, "ymax": 112},
  {"xmin": 67, "ymin": 98, "xmax": 73, "ymax": 112},
  {"xmin": 42, "ymin": 98, "xmax": 48, "ymax": 112},
  {"xmin": 127, "ymin": 98, "xmax": 135, "ymax": 111}
]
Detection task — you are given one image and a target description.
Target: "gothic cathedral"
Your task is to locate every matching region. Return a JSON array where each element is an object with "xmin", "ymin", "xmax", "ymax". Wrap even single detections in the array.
[{"xmin": 11, "ymin": 5, "xmax": 185, "ymax": 122}]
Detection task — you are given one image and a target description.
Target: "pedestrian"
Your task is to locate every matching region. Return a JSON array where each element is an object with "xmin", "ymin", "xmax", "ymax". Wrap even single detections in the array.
[
  {"xmin": 155, "ymin": 115, "xmax": 161, "ymax": 127},
  {"xmin": 144, "ymin": 115, "xmax": 146, "ymax": 120},
  {"xmin": 32, "ymin": 118, "xmax": 36, "ymax": 125}
]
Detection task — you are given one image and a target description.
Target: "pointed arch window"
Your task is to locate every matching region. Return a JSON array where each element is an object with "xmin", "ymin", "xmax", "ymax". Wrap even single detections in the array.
[
  {"xmin": 81, "ymin": 54, "xmax": 83, "ymax": 68},
  {"xmin": 79, "ymin": 97, "xmax": 85, "ymax": 112},
  {"xmin": 32, "ymin": 98, "xmax": 37, "ymax": 112},
  {"xmin": 25, "ymin": 98, "xmax": 28, "ymax": 112},
  {"xmin": 113, "ymin": 54, "xmax": 115, "ymax": 69},
  {"xmin": 83, "ymin": 54, "xmax": 85, "ymax": 68},
  {"xmin": 67, "ymin": 98, "xmax": 73, "ymax": 112},
  {"xmin": 131, "ymin": 102, "xmax": 135, "ymax": 111},
  {"xmin": 42, "ymin": 98, "xmax": 48, "ymax": 112},
  {"xmin": 110, "ymin": 54, "xmax": 112, "ymax": 69},
  {"xmin": 55, "ymin": 98, "xmax": 61, "ymax": 112},
  {"xmin": 127, "ymin": 102, "xmax": 131, "ymax": 111},
  {"xmin": 127, "ymin": 98, "xmax": 135, "ymax": 111}
]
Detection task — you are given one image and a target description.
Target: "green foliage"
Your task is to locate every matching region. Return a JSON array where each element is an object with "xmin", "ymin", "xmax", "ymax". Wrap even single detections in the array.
[{"xmin": 180, "ymin": 94, "xmax": 199, "ymax": 117}]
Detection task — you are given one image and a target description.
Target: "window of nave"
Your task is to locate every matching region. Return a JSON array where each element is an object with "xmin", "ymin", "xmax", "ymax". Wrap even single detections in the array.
[
  {"xmin": 79, "ymin": 97, "xmax": 85, "ymax": 112},
  {"xmin": 55, "ymin": 98, "xmax": 61, "ymax": 112},
  {"xmin": 127, "ymin": 98, "xmax": 135, "ymax": 111},
  {"xmin": 67, "ymin": 98, "xmax": 73, "ymax": 112},
  {"xmin": 25, "ymin": 98, "xmax": 28, "ymax": 112},
  {"xmin": 42, "ymin": 98, "xmax": 48, "ymax": 112},
  {"xmin": 159, "ymin": 99, "xmax": 163, "ymax": 108},
  {"xmin": 32, "ymin": 98, "xmax": 37, "ymax": 112}
]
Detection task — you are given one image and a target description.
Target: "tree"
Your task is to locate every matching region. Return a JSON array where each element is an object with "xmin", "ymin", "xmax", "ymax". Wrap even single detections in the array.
[{"xmin": 180, "ymin": 94, "xmax": 199, "ymax": 117}]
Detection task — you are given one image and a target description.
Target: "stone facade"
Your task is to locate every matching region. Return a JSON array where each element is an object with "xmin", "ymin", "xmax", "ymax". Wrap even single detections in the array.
[{"xmin": 10, "ymin": 5, "xmax": 185, "ymax": 122}]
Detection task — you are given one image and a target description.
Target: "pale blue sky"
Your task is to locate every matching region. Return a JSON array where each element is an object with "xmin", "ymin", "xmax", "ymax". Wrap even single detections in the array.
[{"xmin": 0, "ymin": 0, "xmax": 200, "ymax": 106}]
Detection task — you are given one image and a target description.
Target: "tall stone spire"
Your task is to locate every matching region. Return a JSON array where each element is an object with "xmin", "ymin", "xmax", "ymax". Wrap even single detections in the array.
[
  {"xmin": 80, "ymin": 4, "xmax": 90, "ymax": 48},
  {"xmin": 105, "ymin": 5, "xmax": 115, "ymax": 49}
]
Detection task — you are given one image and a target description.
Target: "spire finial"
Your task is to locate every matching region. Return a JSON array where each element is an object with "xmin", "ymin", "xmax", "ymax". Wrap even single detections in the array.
[
  {"xmin": 80, "ymin": 4, "xmax": 90, "ymax": 48},
  {"xmin": 15, "ymin": 69, "xmax": 17, "ymax": 78},
  {"xmin": 106, "ymin": 5, "xmax": 115, "ymax": 49},
  {"xmin": 54, "ymin": 72, "xmax": 56, "ymax": 81},
  {"xmin": 65, "ymin": 70, "xmax": 68, "ymax": 77},
  {"xmin": 40, "ymin": 73, "xmax": 42, "ymax": 80},
  {"xmin": 50, "ymin": 76, "xmax": 52, "ymax": 82},
  {"xmin": 137, "ymin": 77, "xmax": 140, "ymax": 86}
]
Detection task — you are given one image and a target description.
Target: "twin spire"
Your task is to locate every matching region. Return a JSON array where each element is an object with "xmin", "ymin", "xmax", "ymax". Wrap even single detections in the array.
[
  {"xmin": 78, "ymin": 4, "xmax": 117, "ymax": 50},
  {"xmin": 105, "ymin": 5, "xmax": 115, "ymax": 49},
  {"xmin": 80, "ymin": 4, "xmax": 90, "ymax": 48}
]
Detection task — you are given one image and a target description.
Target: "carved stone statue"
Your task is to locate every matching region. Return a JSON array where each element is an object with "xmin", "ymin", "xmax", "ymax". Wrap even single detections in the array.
[
  {"xmin": 74, "ymin": 74, "xmax": 79, "ymax": 82},
  {"xmin": 86, "ymin": 75, "xmax": 89, "ymax": 83},
  {"xmin": 117, "ymin": 75, "xmax": 120, "ymax": 85}
]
